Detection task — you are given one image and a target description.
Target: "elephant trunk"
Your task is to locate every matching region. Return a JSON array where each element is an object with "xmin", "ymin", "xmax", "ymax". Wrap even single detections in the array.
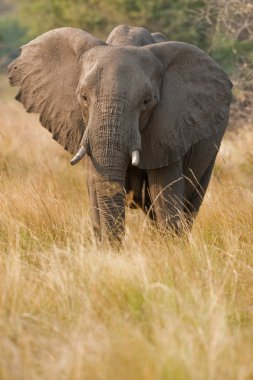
[
  {"xmin": 95, "ymin": 171, "xmax": 125, "ymax": 240},
  {"xmin": 88, "ymin": 98, "xmax": 140, "ymax": 240},
  {"xmin": 90, "ymin": 140, "xmax": 128, "ymax": 241}
]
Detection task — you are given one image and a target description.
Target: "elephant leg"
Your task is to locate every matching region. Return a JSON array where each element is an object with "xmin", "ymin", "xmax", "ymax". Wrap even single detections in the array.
[
  {"xmin": 143, "ymin": 179, "xmax": 156, "ymax": 221},
  {"xmin": 183, "ymin": 156, "xmax": 216, "ymax": 227},
  {"xmin": 125, "ymin": 165, "xmax": 146, "ymax": 209},
  {"xmin": 183, "ymin": 139, "xmax": 219, "ymax": 227},
  {"xmin": 125, "ymin": 166, "xmax": 155, "ymax": 219},
  {"xmin": 87, "ymin": 157, "xmax": 101, "ymax": 239},
  {"xmin": 147, "ymin": 160, "xmax": 184, "ymax": 232}
]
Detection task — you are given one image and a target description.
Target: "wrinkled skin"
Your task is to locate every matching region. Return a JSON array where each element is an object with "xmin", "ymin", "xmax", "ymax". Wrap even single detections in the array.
[{"xmin": 8, "ymin": 25, "xmax": 232, "ymax": 241}]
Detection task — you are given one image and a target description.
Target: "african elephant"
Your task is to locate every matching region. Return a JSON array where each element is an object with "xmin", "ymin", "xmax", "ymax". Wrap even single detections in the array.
[{"xmin": 8, "ymin": 25, "xmax": 232, "ymax": 241}]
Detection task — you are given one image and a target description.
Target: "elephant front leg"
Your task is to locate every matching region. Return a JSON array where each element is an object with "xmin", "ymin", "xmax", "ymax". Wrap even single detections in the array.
[
  {"xmin": 87, "ymin": 157, "xmax": 101, "ymax": 239},
  {"xmin": 148, "ymin": 160, "xmax": 184, "ymax": 233}
]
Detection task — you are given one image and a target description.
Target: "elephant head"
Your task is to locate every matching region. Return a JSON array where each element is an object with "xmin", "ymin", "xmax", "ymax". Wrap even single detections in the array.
[{"xmin": 8, "ymin": 26, "xmax": 232, "ymax": 240}]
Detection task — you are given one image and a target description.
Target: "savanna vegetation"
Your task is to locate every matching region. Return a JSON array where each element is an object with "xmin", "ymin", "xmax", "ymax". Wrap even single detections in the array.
[{"xmin": 0, "ymin": 0, "xmax": 253, "ymax": 379}]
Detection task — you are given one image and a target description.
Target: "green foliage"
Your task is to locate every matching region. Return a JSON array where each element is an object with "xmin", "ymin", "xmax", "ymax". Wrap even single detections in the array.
[
  {"xmin": 14, "ymin": 0, "xmax": 110, "ymax": 39},
  {"xmin": 1, "ymin": 0, "xmax": 252, "ymax": 75},
  {"xmin": 14, "ymin": 0, "xmax": 207, "ymax": 46},
  {"xmin": 210, "ymin": 37, "xmax": 253, "ymax": 74},
  {"xmin": 0, "ymin": 14, "xmax": 26, "ymax": 68}
]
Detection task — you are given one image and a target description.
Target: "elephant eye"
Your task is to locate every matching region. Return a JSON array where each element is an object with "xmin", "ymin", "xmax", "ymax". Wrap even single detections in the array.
[
  {"xmin": 143, "ymin": 97, "xmax": 150, "ymax": 105},
  {"xmin": 80, "ymin": 94, "xmax": 89, "ymax": 107}
]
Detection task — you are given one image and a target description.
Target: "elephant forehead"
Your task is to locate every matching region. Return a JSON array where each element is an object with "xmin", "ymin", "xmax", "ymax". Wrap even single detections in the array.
[{"xmin": 82, "ymin": 45, "xmax": 157, "ymax": 74}]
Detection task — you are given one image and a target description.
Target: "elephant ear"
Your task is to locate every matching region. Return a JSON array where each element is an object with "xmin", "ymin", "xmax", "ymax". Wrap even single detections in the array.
[
  {"xmin": 8, "ymin": 27, "xmax": 104, "ymax": 154},
  {"xmin": 139, "ymin": 42, "xmax": 232, "ymax": 169}
]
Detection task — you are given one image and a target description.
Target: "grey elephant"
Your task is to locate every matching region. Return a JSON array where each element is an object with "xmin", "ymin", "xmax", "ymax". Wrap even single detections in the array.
[{"xmin": 8, "ymin": 25, "xmax": 232, "ymax": 241}]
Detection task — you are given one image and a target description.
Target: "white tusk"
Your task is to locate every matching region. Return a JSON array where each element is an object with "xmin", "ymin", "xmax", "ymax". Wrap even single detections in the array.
[
  {"xmin": 70, "ymin": 146, "xmax": 87, "ymax": 166},
  {"xmin": 131, "ymin": 150, "xmax": 140, "ymax": 166}
]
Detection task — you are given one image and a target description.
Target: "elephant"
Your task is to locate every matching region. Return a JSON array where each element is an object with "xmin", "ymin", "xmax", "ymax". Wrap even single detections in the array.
[{"xmin": 8, "ymin": 25, "xmax": 232, "ymax": 241}]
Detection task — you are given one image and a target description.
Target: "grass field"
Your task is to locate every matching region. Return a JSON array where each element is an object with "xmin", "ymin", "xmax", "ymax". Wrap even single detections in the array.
[{"xmin": 0, "ymin": 74, "xmax": 253, "ymax": 380}]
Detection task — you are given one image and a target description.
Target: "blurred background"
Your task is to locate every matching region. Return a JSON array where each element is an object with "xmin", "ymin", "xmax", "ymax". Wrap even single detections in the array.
[{"xmin": 0, "ymin": 0, "xmax": 253, "ymax": 130}]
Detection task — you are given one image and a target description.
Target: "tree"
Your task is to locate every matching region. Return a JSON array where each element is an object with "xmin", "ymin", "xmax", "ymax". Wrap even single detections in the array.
[
  {"xmin": 0, "ymin": 0, "xmax": 26, "ymax": 68},
  {"xmin": 195, "ymin": 0, "xmax": 253, "ymax": 128},
  {"xmin": 14, "ymin": 0, "xmax": 206, "ymax": 45}
]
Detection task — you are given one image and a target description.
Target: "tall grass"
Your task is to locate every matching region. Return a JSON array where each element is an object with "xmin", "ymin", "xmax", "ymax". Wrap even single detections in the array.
[{"xmin": 0, "ymin": 75, "xmax": 253, "ymax": 380}]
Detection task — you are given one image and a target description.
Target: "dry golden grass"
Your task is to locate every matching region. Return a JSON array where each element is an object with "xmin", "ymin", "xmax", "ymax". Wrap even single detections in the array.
[{"xmin": 0, "ymin": 74, "xmax": 253, "ymax": 380}]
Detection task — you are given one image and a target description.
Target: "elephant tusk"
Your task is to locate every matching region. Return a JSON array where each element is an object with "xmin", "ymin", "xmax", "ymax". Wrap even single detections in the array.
[
  {"xmin": 131, "ymin": 150, "xmax": 140, "ymax": 166},
  {"xmin": 70, "ymin": 146, "xmax": 87, "ymax": 166}
]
